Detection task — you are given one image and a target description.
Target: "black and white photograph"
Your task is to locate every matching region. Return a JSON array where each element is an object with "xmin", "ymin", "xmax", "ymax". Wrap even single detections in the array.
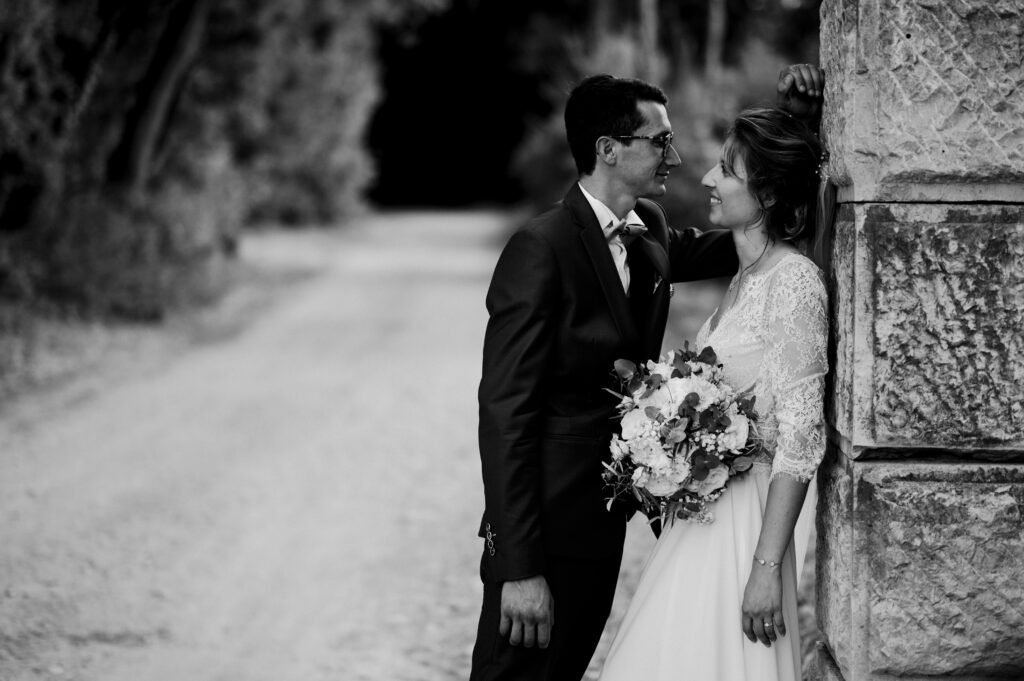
[{"xmin": 1, "ymin": 1, "xmax": 1021, "ymax": 680}]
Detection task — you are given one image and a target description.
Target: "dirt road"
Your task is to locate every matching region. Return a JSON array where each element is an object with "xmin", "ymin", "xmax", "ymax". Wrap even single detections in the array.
[
  {"xmin": 1, "ymin": 210, "xmax": 803, "ymax": 681},
  {"xmin": 0, "ymin": 212, "xmax": 497, "ymax": 681}
]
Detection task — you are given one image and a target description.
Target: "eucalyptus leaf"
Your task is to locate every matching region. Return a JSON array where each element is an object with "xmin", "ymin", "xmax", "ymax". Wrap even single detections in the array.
[
  {"xmin": 644, "ymin": 406, "xmax": 664, "ymax": 422},
  {"xmin": 731, "ymin": 456, "xmax": 753, "ymax": 472},
  {"xmin": 697, "ymin": 346, "xmax": 718, "ymax": 365},
  {"xmin": 691, "ymin": 463, "xmax": 709, "ymax": 481},
  {"xmin": 613, "ymin": 359, "xmax": 637, "ymax": 381},
  {"xmin": 665, "ymin": 427, "xmax": 687, "ymax": 445}
]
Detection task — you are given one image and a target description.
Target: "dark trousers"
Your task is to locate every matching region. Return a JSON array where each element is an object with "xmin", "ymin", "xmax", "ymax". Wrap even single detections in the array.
[{"xmin": 469, "ymin": 550, "xmax": 623, "ymax": 681}]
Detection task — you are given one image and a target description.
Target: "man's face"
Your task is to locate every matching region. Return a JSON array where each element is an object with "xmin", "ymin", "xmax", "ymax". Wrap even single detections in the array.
[{"xmin": 614, "ymin": 101, "xmax": 681, "ymax": 199}]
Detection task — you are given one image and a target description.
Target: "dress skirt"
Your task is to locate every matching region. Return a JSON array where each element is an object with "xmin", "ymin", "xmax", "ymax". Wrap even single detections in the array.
[{"xmin": 598, "ymin": 463, "xmax": 806, "ymax": 681}]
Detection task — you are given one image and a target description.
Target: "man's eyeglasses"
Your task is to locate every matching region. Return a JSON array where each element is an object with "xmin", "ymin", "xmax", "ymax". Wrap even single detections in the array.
[{"xmin": 608, "ymin": 132, "xmax": 676, "ymax": 159}]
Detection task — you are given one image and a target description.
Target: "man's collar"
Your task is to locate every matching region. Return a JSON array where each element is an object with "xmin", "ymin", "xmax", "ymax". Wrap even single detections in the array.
[{"xmin": 577, "ymin": 183, "xmax": 645, "ymax": 240}]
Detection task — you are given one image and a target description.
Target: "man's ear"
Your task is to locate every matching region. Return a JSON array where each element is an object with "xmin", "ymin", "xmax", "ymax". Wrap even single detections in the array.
[{"xmin": 594, "ymin": 137, "xmax": 617, "ymax": 165}]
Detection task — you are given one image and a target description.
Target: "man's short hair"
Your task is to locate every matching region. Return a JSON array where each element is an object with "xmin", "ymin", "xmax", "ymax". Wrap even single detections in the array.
[{"xmin": 564, "ymin": 74, "xmax": 669, "ymax": 176}]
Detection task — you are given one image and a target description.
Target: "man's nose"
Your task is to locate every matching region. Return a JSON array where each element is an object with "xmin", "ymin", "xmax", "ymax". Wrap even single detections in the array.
[{"xmin": 664, "ymin": 144, "xmax": 681, "ymax": 167}]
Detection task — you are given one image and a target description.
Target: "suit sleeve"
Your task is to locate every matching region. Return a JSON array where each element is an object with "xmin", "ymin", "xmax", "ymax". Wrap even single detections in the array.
[
  {"xmin": 659, "ymin": 202, "xmax": 738, "ymax": 280},
  {"xmin": 478, "ymin": 229, "xmax": 558, "ymax": 582}
]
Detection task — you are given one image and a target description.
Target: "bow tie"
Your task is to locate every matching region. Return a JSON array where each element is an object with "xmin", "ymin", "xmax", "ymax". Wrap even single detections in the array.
[{"xmin": 607, "ymin": 218, "xmax": 647, "ymax": 247}]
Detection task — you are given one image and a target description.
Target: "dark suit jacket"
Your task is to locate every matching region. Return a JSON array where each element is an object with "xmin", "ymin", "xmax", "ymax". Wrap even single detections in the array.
[{"xmin": 477, "ymin": 184, "xmax": 738, "ymax": 582}]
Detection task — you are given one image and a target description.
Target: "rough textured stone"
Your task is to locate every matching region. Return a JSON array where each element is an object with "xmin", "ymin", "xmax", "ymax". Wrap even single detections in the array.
[
  {"xmin": 820, "ymin": 0, "xmax": 1024, "ymax": 202},
  {"xmin": 828, "ymin": 204, "xmax": 873, "ymax": 453},
  {"xmin": 816, "ymin": 460, "xmax": 1024, "ymax": 679},
  {"xmin": 808, "ymin": 642, "xmax": 847, "ymax": 681},
  {"xmin": 830, "ymin": 203, "xmax": 1024, "ymax": 455},
  {"xmin": 815, "ymin": 453, "xmax": 858, "ymax": 675}
]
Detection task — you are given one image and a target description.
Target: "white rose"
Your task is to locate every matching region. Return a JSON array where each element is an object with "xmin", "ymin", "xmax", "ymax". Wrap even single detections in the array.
[
  {"xmin": 691, "ymin": 376, "xmax": 725, "ymax": 410},
  {"xmin": 646, "ymin": 360, "xmax": 674, "ymax": 382},
  {"xmin": 664, "ymin": 377, "xmax": 694, "ymax": 412},
  {"xmin": 636, "ymin": 385, "xmax": 671, "ymax": 414},
  {"xmin": 685, "ymin": 465, "xmax": 730, "ymax": 497},
  {"xmin": 628, "ymin": 437, "xmax": 663, "ymax": 467},
  {"xmin": 620, "ymin": 409, "xmax": 649, "ymax": 441},
  {"xmin": 719, "ymin": 413, "xmax": 750, "ymax": 452},
  {"xmin": 646, "ymin": 447, "xmax": 674, "ymax": 476},
  {"xmin": 609, "ymin": 434, "xmax": 629, "ymax": 461},
  {"xmin": 637, "ymin": 471, "xmax": 681, "ymax": 497},
  {"xmin": 668, "ymin": 456, "xmax": 692, "ymax": 484}
]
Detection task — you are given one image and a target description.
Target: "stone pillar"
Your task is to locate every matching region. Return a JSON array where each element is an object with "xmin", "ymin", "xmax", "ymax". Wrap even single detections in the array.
[{"xmin": 812, "ymin": 1, "xmax": 1024, "ymax": 680}]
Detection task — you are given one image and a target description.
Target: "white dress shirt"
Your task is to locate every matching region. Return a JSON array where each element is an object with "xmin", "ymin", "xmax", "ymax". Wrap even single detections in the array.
[{"xmin": 578, "ymin": 183, "xmax": 647, "ymax": 295}]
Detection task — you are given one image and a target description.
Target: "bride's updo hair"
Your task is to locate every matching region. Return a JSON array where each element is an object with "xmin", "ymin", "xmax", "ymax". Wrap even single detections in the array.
[{"xmin": 722, "ymin": 107, "xmax": 823, "ymax": 246}]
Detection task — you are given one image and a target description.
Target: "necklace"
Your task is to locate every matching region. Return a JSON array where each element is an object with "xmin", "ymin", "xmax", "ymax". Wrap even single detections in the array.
[{"xmin": 727, "ymin": 238, "xmax": 774, "ymax": 302}]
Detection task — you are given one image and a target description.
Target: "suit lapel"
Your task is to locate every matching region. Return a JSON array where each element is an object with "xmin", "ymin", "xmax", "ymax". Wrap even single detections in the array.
[
  {"xmin": 565, "ymin": 185, "xmax": 640, "ymax": 348},
  {"xmin": 634, "ymin": 232, "xmax": 669, "ymax": 284},
  {"xmin": 631, "ymin": 202, "xmax": 674, "ymax": 359}
]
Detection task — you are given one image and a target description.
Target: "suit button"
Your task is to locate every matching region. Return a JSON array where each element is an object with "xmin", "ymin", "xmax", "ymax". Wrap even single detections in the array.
[{"xmin": 485, "ymin": 523, "xmax": 497, "ymax": 556}]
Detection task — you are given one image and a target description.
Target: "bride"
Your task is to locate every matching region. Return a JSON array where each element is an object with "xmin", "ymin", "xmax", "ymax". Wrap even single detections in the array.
[{"xmin": 599, "ymin": 107, "xmax": 829, "ymax": 681}]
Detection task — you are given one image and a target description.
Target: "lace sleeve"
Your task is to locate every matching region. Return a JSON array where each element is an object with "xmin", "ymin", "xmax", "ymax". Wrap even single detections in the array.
[{"xmin": 765, "ymin": 259, "xmax": 828, "ymax": 482}]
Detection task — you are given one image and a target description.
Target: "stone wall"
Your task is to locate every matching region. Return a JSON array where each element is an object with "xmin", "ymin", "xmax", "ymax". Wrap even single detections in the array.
[
  {"xmin": 820, "ymin": 0, "xmax": 1024, "ymax": 203},
  {"xmin": 813, "ymin": 1, "xmax": 1024, "ymax": 679}
]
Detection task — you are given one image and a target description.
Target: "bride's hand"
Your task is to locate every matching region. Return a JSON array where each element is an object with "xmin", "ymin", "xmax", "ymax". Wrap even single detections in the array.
[
  {"xmin": 776, "ymin": 64, "xmax": 824, "ymax": 122},
  {"xmin": 741, "ymin": 559, "xmax": 785, "ymax": 647}
]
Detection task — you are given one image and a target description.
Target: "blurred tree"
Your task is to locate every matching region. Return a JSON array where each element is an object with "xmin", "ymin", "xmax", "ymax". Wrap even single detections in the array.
[
  {"xmin": 367, "ymin": 0, "xmax": 820, "ymax": 209},
  {"xmin": 0, "ymin": 0, "xmax": 449, "ymax": 319},
  {"xmin": 501, "ymin": 0, "xmax": 820, "ymax": 219},
  {"xmin": 106, "ymin": 0, "xmax": 211, "ymax": 196}
]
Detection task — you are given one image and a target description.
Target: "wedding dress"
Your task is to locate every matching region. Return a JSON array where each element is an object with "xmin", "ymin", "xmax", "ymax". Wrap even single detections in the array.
[{"xmin": 599, "ymin": 252, "xmax": 828, "ymax": 681}]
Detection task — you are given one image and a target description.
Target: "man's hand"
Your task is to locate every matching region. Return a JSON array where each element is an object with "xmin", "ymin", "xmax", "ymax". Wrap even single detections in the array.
[
  {"xmin": 777, "ymin": 64, "xmax": 824, "ymax": 123},
  {"xmin": 499, "ymin": 575, "xmax": 554, "ymax": 649}
]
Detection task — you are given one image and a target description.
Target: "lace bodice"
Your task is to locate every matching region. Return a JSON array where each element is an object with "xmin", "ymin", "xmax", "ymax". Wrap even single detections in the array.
[{"xmin": 695, "ymin": 253, "xmax": 828, "ymax": 482}]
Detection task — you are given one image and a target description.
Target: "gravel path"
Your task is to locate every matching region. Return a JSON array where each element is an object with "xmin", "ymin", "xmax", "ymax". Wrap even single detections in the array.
[{"xmin": 0, "ymin": 210, "xmax": 811, "ymax": 681}]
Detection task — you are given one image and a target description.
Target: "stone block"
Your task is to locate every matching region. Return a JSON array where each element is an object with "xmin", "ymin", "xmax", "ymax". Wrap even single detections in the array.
[
  {"xmin": 815, "ymin": 451, "xmax": 857, "ymax": 673},
  {"xmin": 829, "ymin": 203, "xmax": 1024, "ymax": 456},
  {"xmin": 816, "ymin": 459, "xmax": 1024, "ymax": 679},
  {"xmin": 820, "ymin": 0, "xmax": 1024, "ymax": 202},
  {"xmin": 807, "ymin": 642, "xmax": 846, "ymax": 681}
]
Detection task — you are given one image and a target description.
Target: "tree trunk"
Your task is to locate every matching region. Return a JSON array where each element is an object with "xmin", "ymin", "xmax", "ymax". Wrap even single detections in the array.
[
  {"xmin": 637, "ymin": 0, "xmax": 659, "ymax": 81},
  {"xmin": 64, "ymin": 5, "xmax": 125, "ymax": 142},
  {"xmin": 661, "ymin": 2, "xmax": 691, "ymax": 88},
  {"xmin": 586, "ymin": 0, "xmax": 612, "ymax": 55},
  {"xmin": 703, "ymin": 0, "xmax": 726, "ymax": 119},
  {"xmin": 105, "ymin": 0, "xmax": 209, "ymax": 196},
  {"xmin": 704, "ymin": 0, "xmax": 726, "ymax": 86}
]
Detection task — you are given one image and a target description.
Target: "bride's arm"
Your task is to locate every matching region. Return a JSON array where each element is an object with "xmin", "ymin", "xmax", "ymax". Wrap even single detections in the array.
[
  {"xmin": 742, "ymin": 475, "xmax": 811, "ymax": 646},
  {"xmin": 741, "ymin": 262, "xmax": 828, "ymax": 647}
]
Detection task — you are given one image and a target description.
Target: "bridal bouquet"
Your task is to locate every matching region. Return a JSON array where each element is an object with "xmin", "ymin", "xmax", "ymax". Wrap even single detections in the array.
[{"xmin": 603, "ymin": 343, "xmax": 759, "ymax": 525}]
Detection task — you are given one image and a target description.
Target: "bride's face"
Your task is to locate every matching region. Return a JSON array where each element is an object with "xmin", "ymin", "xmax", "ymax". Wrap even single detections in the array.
[{"xmin": 700, "ymin": 142, "xmax": 763, "ymax": 230}]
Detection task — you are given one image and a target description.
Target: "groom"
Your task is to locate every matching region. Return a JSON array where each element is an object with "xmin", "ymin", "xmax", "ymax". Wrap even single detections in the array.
[{"xmin": 470, "ymin": 68, "xmax": 824, "ymax": 681}]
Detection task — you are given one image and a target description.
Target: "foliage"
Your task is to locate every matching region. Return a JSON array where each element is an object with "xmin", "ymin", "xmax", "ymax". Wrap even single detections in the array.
[
  {"xmin": 200, "ymin": 0, "xmax": 379, "ymax": 225},
  {"xmin": 508, "ymin": 0, "xmax": 821, "ymax": 225},
  {"xmin": 0, "ymin": 0, "xmax": 448, "ymax": 321}
]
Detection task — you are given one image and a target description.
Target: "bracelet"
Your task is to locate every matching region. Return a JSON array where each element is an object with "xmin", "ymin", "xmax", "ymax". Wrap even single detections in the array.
[{"xmin": 753, "ymin": 555, "xmax": 782, "ymax": 569}]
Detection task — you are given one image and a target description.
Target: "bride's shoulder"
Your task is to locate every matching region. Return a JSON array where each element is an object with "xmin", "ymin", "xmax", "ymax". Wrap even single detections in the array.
[
  {"xmin": 767, "ymin": 253, "xmax": 826, "ymax": 301},
  {"xmin": 771, "ymin": 252, "xmax": 822, "ymax": 279}
]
